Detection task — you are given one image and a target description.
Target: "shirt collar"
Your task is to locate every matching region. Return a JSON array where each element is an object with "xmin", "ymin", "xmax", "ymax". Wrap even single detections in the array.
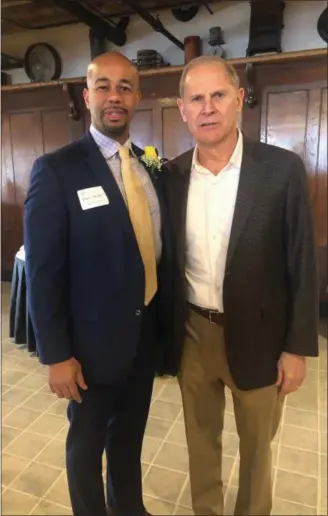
[
  {"xmin": 90, "ymin": 124, "xmax": 133, "ymax": 160},
  {"xmin": 192, "ymin": 128, "xmax": 243, "ymax": 175}
]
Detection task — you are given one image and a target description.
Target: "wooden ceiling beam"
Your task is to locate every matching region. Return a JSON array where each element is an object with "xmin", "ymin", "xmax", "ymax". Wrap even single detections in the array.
[
  {"xmin": 1, "ymin": 0, "xmax": 212, "ymax": 35},
  {"xmin": 50, "ymin": 0, "xmax": 127, "ymax": 46}
]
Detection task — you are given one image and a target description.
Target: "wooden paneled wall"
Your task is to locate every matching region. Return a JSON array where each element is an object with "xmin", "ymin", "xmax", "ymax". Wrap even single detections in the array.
[{"xmin": 1, "ymin": 56, "xmax": 327, "ymax": 300}]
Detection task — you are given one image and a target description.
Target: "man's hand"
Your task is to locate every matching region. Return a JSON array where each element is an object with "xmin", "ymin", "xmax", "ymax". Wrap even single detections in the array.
[
  {"xmin": 276, "ymin": 352, "xmax": 306, "ymax": 395},
  {"xmin": 49, "ymin": 358, "xmax": 88, "ymax": 403}
]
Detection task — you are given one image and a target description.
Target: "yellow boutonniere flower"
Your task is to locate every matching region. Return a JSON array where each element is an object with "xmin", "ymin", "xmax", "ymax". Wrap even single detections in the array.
[
  {"xmin": 144, "ymin": 146, "xmax": 158, "ymax": 159},
  {"xmin": 141, "ymin": 146, "xmax": 162, "ymax": 175}
]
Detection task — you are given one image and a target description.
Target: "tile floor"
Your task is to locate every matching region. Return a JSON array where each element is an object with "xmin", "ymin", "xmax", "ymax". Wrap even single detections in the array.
[{"xmin": 1, "ymin": 282, "xmax": 327, "ymax": 515}]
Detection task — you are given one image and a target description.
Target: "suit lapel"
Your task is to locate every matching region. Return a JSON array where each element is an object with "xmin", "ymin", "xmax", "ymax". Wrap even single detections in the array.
[
  {"xmin": 79, "ymin": 133, "xmax": 134, "ymax": 238},
  {"xmin": 226, "ymin": 141, "xmax": 265, "ymax": 269},
  {"xmin": 168, "ymin": 152, "xmax": 193, "ymax": 274}
]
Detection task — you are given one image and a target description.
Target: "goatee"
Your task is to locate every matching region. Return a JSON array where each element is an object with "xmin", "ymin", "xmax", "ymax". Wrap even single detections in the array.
[{"xmin": 102, "ymin": 122, "xmax": 127, "ymax": 137}]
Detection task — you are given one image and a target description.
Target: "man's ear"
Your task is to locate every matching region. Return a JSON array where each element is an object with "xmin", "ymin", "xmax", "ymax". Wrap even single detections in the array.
[
  {"xmin": 136, "ymin": 89, "xmax": 142, "ymax": 105},
  {"xmin": 177, "ymin": 97, "xmax": 187, "ymax": 123},
  {"xmin": 83, "ymin": 88, "xmax": 90, "ymax": 110},
  {"xmin": 236, "ymin": 88, "xmax": 245, "ymax": 113}
]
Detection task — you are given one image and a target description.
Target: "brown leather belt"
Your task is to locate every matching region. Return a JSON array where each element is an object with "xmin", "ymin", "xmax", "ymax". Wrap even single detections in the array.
[{"xmin": 188, "ymin": 302, "xmax": 224, "ymax": 325}]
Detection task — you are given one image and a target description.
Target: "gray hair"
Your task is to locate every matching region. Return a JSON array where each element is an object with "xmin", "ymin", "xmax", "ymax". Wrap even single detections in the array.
[{"xmin": 179, "ymin": 55, "xmax": 240, "ymax": 98}]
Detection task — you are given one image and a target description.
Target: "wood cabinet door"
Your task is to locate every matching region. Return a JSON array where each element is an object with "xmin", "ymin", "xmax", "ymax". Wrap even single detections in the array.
[
  {"xmin": 131, "ymin": 98, "xmax": 194, "ymax": 160},
  {"xmin": 2, "ymin": 114, "xmax": 20, "ymax": 274},
  {"xmin": 1, "ymin": 108, "xmax": 71, "ymax": 275},
  {"xmin": 260, "ymin": 82, "xmax": 327, "ymax": 298}
]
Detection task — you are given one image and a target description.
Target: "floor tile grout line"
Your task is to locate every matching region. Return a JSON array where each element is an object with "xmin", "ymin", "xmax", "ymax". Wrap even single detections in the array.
[
  {"xmin": 273, "ymin": 466, "xmax": 319, "ymax": 480},
  {"xmin": 7, "ymin": 392, "xmax": 320, "ymax": 506},
  {"xmin": 274, "ymin": 495, "xmax": 318, "ymax": 509},
  {"xmin": 174, "ymin": 474, "xmax": 191, "ymax": 513},
  {"xmin": 5, "ymin": 375, "xmax": 171, "ymax": 515},
  {"xmin": 29, "ymin": 494, "xmax": 72, "ymax": 515},
  {"xmin": 25, "ymin": 419, "xmax": 72, "ymax": 515},
  {"xmin": 40, "ymin": 378, "xmax": 177, "ymax": 514},
  {"xmin": 4, "ymin": 397, "xmax": 68, "ymax": 416},
  {"xmin": 7, "ymin": 408, "xmax": 325, "ymax": 435},
  {"xmin": 225, "ymin": 453, "xmax": 239, "ymax": 504},
  {"xmin": 143, "ymin": 481, "xmax": 234, "ymax": 512},
  {"xmin": 104, "ymin": 377, "xmax": 180, "ymax": 514},
  {"xmin": 3, "ymin": 485, "xmax": 72, "ymax": 514},
  {"xmin": 1, "ymin": 363, "xmax": 49, "ymax": 419},
  {"xmin": 3, "ymin": 395, "xmax": 67, "ymax": 493},
  {"xmin": 1, "ymin": 485, "xmax": 40, "ymax": 503},
  {"xmin": 224, "ymin": 393, "xmax": 240, "ymax": 504},
  {"xmin": 2, "ymin": 370, "xmax": 47, "ymax": 394},
  {"xmin": 3, "ymin": 415, "xmax": 67, "ymax": 435},
  {"xmin": 2, "ymin": 386, "xmax": 60, "ymax": 447},
  {"xmin": 279, "ymin": 422, "xmax": 321, "ymax": 432},
  {"xmin": 4, "ymin": 419, "xmax": 67, "ymax": 491},
  {"xmin": 143, "ymin": 491, "xmax": 189, "ymax": 512},
  {"xmin": 144, "ymin": 406, "xmax": 186, "ymax": 507},
  {"xmin": 2, "ymin": 351, "xmax": 42, "ymax": 377},
  {"xmin": 145, "ymin": 461, "xmax": 190, "ymax": 477},
  {"xmin": 275, "ymin": 442, "xmax": 320, "ymax": 454},
  {"xmin": 146, "ymin": 405, "xmax": 183, "ymax": 465},
  {"xmin": 284, "ymin": 405, "xmax": 321, "ymax": 415},
  {"xmin": 2, "ymin": 347, "xmax": 38, "ymax": 362},
  {"xmin": 3, "ymin": 442, "xmax": 67, "ymax": 467},
  {"xmin": 5, "ymin": 414, "xmax": 325, "ymax": 444},
  {"xmin": 2, "ymin": 358, "xmax": 61, "ymax": 399},
  {"xmin": 28, "ymin": 469, "xmax": 70, "ymax": 515},
  {"xmin": 2, "ymin": 393, "xmax": 63, "ymax": 453},
  {"xmin": 141, "ymin": 462, "xmax": 151, "ymax": 482},
  {"xmin": 145, "ymin": 413, "xmax": 183, "ymax": 424},
  {"xmin": 151, "ymin": 378, "xmax": 171, "ymax": 403},
  {"xmin": 282, "ymin": 403, "xmax": 325, "ymax": 415},
  {"xmin": 150, "ymin": 382, "xmax": 183, "ymax": 407},
  {"xmin": 3, "ymin": 401, "xmax": 68, "ymax": 421},
  {"xmin": 2, "ymin": 379, "xmax": 50, "ymax": 394},
  {"xmin": 2, "ymin": 349, "xmax": 327, "ymax": 514},
  {"xmin": 21, "ymin": 383, "xmax": 173, "ymax": 511},
  {"xmin": 154, "ymin": 436, "xmax": 188, "ymax": 449},
  {"xmin": 153, "ymin": 399, "xmax": 184, "ymax": 407},
  {"xmin": 272, "ymin": 398, "xmax": 286, "ymax": 498}
]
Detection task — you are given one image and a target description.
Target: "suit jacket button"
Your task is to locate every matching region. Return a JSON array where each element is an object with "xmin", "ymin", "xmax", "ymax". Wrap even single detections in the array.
[{"xmin": 135, "ymin": 309, "xmax": 141, "ymax": 316}]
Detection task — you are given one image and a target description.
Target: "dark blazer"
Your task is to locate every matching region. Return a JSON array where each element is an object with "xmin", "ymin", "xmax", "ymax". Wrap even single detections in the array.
[
  {"xmin": 162, "ymin": 138, "xmax": 319, "ymax": 390},
  {"xmin": 24, "ymin": 132, "xmax": 174, "ymax": 385}
]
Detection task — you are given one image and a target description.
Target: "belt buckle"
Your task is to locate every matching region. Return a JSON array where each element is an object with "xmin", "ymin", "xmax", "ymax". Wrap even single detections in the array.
[{"xmin": 209, "ymin": 310, "xmax": 216, "ymax": 324}]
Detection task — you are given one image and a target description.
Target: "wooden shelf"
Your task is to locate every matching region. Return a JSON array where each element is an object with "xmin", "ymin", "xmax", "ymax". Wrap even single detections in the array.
[{"xmin": 2, "ymin": 48, "xmax": 327, "ymax": 92}]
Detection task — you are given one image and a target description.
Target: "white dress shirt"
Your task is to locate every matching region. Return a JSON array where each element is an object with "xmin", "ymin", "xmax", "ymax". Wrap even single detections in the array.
[{"xmin": 185, "ymin": 130, "xmax": 243, "ymax": 312}]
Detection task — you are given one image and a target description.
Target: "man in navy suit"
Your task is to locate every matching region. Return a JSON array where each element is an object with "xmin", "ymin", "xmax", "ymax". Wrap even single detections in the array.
[{"xmin": 24, "ymin": 52, "xmax": 174, "ymax": 516}]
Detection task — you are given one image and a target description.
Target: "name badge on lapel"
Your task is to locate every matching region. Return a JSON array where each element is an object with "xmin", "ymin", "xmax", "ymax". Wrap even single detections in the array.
[{"xmin": 77, "ymin": 187, "xmax": 109, "ymax": 210}]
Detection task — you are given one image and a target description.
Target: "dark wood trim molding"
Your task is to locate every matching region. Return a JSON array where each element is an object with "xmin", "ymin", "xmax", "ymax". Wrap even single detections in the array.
[{"xmin": 2, "ymin": 48, "xmax": 327, "ymax": 93}]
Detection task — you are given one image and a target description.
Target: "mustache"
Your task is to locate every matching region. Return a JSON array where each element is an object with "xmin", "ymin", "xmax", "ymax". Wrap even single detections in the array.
[{"xmin": 102, "ymin": 106, "xmax": 128, "ymax": 114}]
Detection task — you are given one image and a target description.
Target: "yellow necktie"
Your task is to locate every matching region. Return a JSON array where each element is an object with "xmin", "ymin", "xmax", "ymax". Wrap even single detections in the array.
[{"xmin": 119, "ymin": 146, "xmax": 157, "ymax": 306}]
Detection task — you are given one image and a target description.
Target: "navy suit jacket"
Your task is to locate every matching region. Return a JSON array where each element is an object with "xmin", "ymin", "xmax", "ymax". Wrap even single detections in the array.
[{"xmin": 24, "ymin": 132, "xmax": 175, "ymax": 385}]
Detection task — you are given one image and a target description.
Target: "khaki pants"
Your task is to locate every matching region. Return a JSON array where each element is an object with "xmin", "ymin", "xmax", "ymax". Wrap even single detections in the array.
[{"xmin": 179, "ymin": 309, "xmax": 284, "ymax": 516}]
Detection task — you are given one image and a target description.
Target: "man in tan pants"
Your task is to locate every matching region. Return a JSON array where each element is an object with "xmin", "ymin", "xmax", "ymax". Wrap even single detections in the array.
[
  {"xmin": 180, "ymin": 312, "xmax": 283, "ymax": 515},
  {"xmin": 162, "ymin": 56, "xmax": 319, "ymax": 515}
]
